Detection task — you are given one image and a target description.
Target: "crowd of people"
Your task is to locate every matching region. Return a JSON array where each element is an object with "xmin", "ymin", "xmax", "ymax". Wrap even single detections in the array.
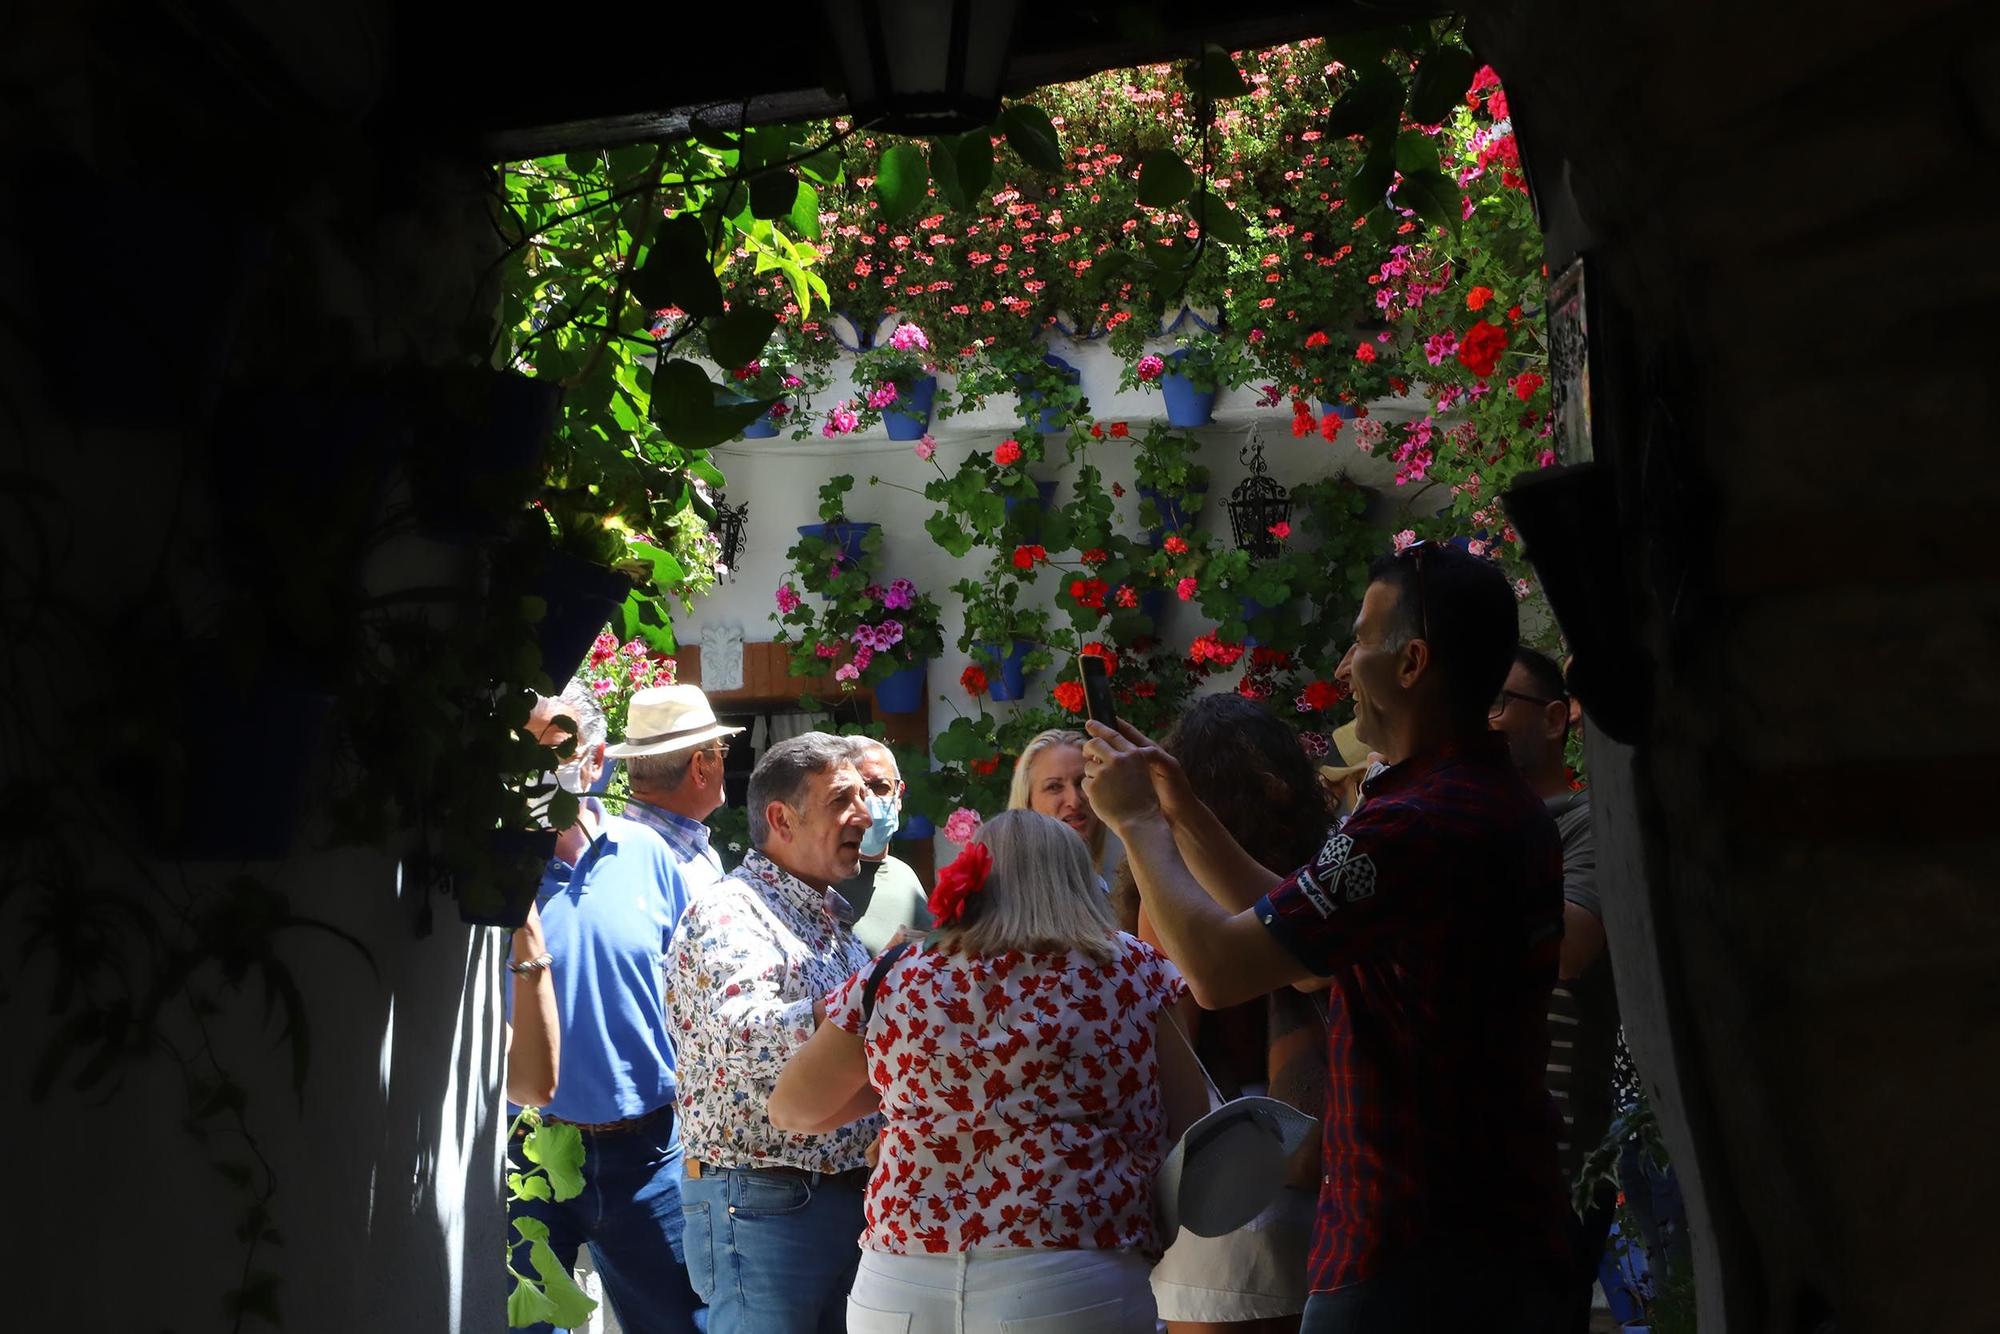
[{"xmin": 501, "ymin": 542, "xmax": 1630, "ymax": 1334}]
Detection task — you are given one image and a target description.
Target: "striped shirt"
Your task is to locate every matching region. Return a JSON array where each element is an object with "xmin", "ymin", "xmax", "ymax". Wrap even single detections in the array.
[{"xmin": 1253, "ymin": 734, "xmax": 1571, "ymax": 1292}]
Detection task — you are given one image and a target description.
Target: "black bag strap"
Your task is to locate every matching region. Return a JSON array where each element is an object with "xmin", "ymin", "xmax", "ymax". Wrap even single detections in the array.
[{"xmin": 860, "ymin": 940, "xmax": 915, "ymax": 1025}]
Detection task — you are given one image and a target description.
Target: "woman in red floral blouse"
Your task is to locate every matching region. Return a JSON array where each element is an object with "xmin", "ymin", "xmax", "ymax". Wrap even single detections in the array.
[{"xmin": 771, "ymin": 809, "xmax": 1208, "ymax": 1333}]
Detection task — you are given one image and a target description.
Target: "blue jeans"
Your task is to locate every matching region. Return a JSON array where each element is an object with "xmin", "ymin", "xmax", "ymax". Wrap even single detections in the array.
[
  {"xmin": 1300, "ymin": 1249, "xmax": 1568, "ymax": 1333},
  {"xmin": 508, "ymin": 1107, "xmax": 705, "ymax": 1333},
  {"xmin": 680, "ymin": 1165, "xmax": 866, "ymax": 1334}
]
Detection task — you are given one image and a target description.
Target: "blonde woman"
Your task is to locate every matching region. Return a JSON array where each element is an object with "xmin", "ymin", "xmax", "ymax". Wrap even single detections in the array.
[
  {"xmin": 1008, "ymin": 728, "xmax": 1109, "ymax": 876},
  {"xmin": 770, "ymin": 810, "xmax": 1208, "ymax": 1334}
]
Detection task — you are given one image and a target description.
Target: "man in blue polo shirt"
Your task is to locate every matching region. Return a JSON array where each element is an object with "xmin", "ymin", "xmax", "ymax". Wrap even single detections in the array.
[
  {"xmin": 1085, "ymin": 544, "xmax": 1571, "ymax": 1333},
  {"xmin": 508, "ymin": 681, "xmax": 702, "ymax": 1333},
  {"xmin": 610, "ymin": 684, "xmax": 742, "ymax": 895}
]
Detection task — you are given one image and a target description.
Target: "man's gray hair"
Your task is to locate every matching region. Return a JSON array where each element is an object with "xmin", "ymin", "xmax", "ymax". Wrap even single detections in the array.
[
  {"xmin": 553, "ymin": 679, "xmax": 608, "ymax": 750},
  {"xmin": 842, "ymin": 733, "xmax": 899, "ymax": 779},
  {"xmin": 748, "ymin": 731, "xmax": 856, "ymax": 849},
  {"xmin": 626, "ymin": 746, "xmax": 696, "ymax": 792}
]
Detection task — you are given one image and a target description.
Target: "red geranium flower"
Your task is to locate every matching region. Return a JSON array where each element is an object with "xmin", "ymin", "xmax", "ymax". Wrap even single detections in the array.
[
  {"xmin": 1511, "ymin": 371, "xmax": 1544, "ymax": 401},
  {"xmin": 1052, "ymin": 680, "xmax": 1086, "ymax": 712},
  {"xmin": 961, "ymin": 664, "xmax": 989, "ymax": 696},
  {"xmin": 1163, "ymin": 534, "xmax": 1188, "ymax": 555},
  {"xmin": 1456, "ymin": 320, "xmax": 1510, "ymax": 378},
  {"xmin": 969, "ymin": 755, "xmax": 1001, "ymax": 776},
  {"xmin": 1108, "ymin": 422, "xmax": 1130, "ymax": 439},
  {"xmin": 1068, "ymin": 578, "xmax": 1109, "ymax": 610},
  {"xmin": 1080, "ymin": 547, "xmax": 1109, "ymax": 565},
  {"xmin": 993, "ymin": 438, "xmax": 1023, "ymax": 467},
  {"xmin": 1304, "ymin": 330, "xmax": 1330, "ymax": 349},
  {"xmin": 928, "ymin": 842, "xmax": 993, "ymax": 926},
  {"xmin": 1466, "ymin": 285, "xmax": 1495, "ymax": 311},
  {"xmin": 1354, "ymin": 343, "xmax": 1377, "ymax": 364},
  {"xmin": 1012, "ymin": 544, "xmax": 1047, "ymax": 570}
]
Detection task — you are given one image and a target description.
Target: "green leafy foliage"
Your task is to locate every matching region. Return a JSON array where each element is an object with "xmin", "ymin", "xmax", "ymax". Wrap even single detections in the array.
[{"xmin": 874, "ymin": 143, "xmax": 930, "ymax": 222}]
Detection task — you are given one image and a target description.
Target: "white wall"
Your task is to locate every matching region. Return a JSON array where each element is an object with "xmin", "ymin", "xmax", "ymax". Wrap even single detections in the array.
[{"xmin": 683, "ymin": 330, "xmax": 1439, "ymax": 851}]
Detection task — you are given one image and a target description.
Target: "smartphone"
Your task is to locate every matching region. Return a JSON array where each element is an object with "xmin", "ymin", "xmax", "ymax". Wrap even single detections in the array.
[{"xmin": 1079, "ymin": 653, "xmax": 1119, "ymax": 730}]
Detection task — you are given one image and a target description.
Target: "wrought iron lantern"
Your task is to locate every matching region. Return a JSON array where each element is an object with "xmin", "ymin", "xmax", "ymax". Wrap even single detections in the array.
[
  {"xmin": 823, "ymin": 0, "xmax": 1021, "ymax": 135},
  {"xmin": 712, "ymin": 494, "xmax": 749, "ymax": 578},
  {"xmin": 1226, "ymin": 432, "xmax": 1292, "ymax": 560}
]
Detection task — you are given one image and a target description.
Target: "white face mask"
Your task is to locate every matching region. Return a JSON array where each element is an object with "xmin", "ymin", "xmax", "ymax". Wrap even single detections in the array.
[{"xmin": 555, "ymin": 755, "xmax": 590, "ymax": 793}]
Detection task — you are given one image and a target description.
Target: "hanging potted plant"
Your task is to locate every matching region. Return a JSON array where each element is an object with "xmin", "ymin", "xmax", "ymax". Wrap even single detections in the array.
[
  {"xmin": 1129, "ymin": 422, "xmax": 1210, "ymax": 547},
  {"xmin": 1122, "ymin": 330, "xmax": 1254, "ymax": 428},
  {"xmin": 773, "ymin": 568, "xmax": 946, "ymax": 715},
  {"xmin": 953, "ymin": 567, "xmax": 1055, "ymax": 703},
  {"xmin": 848, "ymin": 320, "xmax": 940, "ymax": 439}
]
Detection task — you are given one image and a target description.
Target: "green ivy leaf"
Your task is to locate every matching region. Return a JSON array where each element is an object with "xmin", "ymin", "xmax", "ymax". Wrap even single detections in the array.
[
  {"xmin": 951, "ymin": 131, "xmax": 995, "ymax": 204},
  {"xmin": 1188, "ymin": 188, "xmax": 1250, "ymax": 246},
  {"xmin": 651, "ymin": 359, "xmax": 772, "ymax": 450},
  {"xmin": 525, "ymin": 1234, "xmax": 598, "ymax": 1327},
  {"xmin": 788, "ymin": 179, "xmax": 822, "ymax": 242},
  {"xmin": 749, "ymin": 169, "xmax": 800, "ymax": 221},
  {"xmin": 1345, "ymin": 137, "xmax": 1396, "ymax": 217},
  {"xmin": 1407, "ymin": 46, "xmax": 1482, "ymax": 126},
  {"xmin": 1192, "ymin": 44, "xmax": 1251, "ymax": 100},
  {"xmin": 1136, "ymin": 149, "xmax": 1196, "ymax": 209},
  {"xmin": 929, "ymin": 138, "xmax": 969, "ymax": 212},
  {"xmin": 630, "ymin": 214, "xmax": 723, "ymax": 318},
  {"xmin": 707, "ymin": 305, "xmax": 778, "ymax": 371},
  {"xmin": 1324, "ymin": 66, "xmax": 1405, "ymax": 140},
  {"xmin": 1321, "ymin": 24, "xmax": 1420, "ymax": 71},
  {"xmin": 1394, "ymin": 134, "xmax": 1441, "ymax": 176},
  {"xmin": 521, "ymin": 1120, "xmax": 586, "ymax": 1200},
  {"xmin": 1396, "ymin": 167, "xmax": 1462, "ymax": 238},
  {"xmin": 874, "ymin": 143, "xmax": 930, "ymax": 224},
  {"xmin": 998, "ymin": 103, "xmax": 1063, "ymax": 172},
  {"xmin": 507, "ymin": 1274, "xmax": 563, "ymax": 1328}
]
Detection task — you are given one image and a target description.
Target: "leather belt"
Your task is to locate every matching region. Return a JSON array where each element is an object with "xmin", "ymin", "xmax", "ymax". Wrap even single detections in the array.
[
  {"xmin": 688, "ymin": 1158, "xmax": 869, "ymax": 1190},
  {"xmin": 544, "ymin": 1103, "xmax": 673, "ymax": 1135}
]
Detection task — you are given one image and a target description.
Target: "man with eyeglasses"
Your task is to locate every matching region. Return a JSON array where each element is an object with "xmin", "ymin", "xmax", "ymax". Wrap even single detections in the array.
[
  {"xmin": 1084, "ymin": 542, "xmax": 1572, "ymax": 1333},
  {"xmin": 614, "ymin": 684, "xmax": 743, "ymax": 896},
  {"xmin": 836, "ymin": 736, "xmax": 933, "ymax": 952},
  {"xmin": 1491, "ymin": 647, "xmax": 1619, "ymax": 1330},
  {"xmin": 506, "ymin": 683, "xmax": 725, "ymax": 1332}
]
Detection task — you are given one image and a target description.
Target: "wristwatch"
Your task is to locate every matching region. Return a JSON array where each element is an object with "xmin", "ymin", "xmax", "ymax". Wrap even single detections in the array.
[{"xmin": 508, "ymin": 952, "xmax": 554, "ymax": 976}]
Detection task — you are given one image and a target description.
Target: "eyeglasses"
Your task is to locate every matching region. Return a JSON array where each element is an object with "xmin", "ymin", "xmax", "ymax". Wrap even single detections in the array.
[
  {"xmin": 1396, "ymin": 540, "xmax": 1434, "ymax": 643},
  {"xmin": 1488, "ymin": 689, "xmax": 1563, "ymax": 719}
]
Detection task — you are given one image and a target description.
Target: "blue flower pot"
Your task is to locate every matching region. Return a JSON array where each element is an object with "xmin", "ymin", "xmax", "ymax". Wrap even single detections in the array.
[
  {"xmin": 1238, "ymin": 595, "xmax": 1289, "ymax": 648},
  {"xmin": 978, "ymin": 640, "xmax": 1035, "ymax": 702},
  {"xmin": 1161, "ymin": 350, "xmax": 1218, "ymax": 427},
  {"xmin": 1137, "ymin": 479, "xmax": 1208, "ymax": 547},
  {"xmin": 535, "ymin": 552, "xmax": 635, "ymax": 686},
  {"xmin": 1597, "ymin": 1221, "xmax": 1652, "ymax": 1325},
  {"xmin": 1316, "ymin": 400, "xmax": 1359, "ymax": 420},
  {"xmin": 738, "ymin": 409, "xmax": 780, "ymax": 439},
  {"xmin": 1002, "ymin": 479, "xmax": 1059, "ymax": 536},
  {"xmin": 882, "ymin": 375, "xmax": 937, "ymax": 440},
  {"xmin": 872, "ymin": 662, "xmax": 927, "ymax": 715},
  {"xmin": 796, "ymin": 521, "xmax": 879, "ymax": 565},
  {"xmin": 895, "ymin": 809, "xmax": 935, "ymax": 842},
  {"xmin": 1017, "ymin": 354, "xmax": 1081, "ymax": 436},
  {"xmin": 1138, "ymin": 587, "xmax": 1171, "ymax": 631}
]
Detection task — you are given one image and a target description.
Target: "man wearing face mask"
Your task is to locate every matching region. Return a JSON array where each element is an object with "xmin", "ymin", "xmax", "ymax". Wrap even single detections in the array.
[
  {"xmin": 835, "ymin": 736, "xmax": 933, "ymax": 952},
  {"xmin": 510, "ymin": 679, "xmax": 705, "ymax": 1334}
]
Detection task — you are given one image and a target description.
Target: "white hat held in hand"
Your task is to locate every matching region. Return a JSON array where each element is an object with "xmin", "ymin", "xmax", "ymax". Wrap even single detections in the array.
[{"xmin": 1155, "ymin": 1096, "xmax": 1320, "ymax": 1239}]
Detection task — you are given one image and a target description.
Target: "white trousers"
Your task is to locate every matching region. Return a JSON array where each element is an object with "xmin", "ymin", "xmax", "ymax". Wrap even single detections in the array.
[{"xmin": 846, "ymin": 1246, "xmax": 1157, "ymax": 1334}]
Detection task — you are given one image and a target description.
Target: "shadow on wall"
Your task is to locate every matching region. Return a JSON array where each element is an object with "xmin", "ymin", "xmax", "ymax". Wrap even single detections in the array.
[{"xmin": 7, "ymin": 854, "xmax": 509, "ymax": 1333}]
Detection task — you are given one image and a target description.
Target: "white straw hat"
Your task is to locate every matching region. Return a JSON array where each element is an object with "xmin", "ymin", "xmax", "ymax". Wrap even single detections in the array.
[
  {"xmin": 603, "ymin": 685, "xmax": 743, "ymax": 759},
  {"xmin": 1154, "ymin": 1096, "xmax": 1320, "ymax": 1239}
]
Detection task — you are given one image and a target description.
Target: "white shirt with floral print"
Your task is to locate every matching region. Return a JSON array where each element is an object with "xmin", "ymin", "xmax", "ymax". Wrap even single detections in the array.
[{"xmin": 665, "ymin": 848, "xmax": 878, "ymax": 1172}]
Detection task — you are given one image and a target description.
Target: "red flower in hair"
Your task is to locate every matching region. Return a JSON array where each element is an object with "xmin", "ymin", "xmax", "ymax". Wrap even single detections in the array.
[{"xmin": 929, "ymin": 842, "xmax": 993, "ymax": 926}]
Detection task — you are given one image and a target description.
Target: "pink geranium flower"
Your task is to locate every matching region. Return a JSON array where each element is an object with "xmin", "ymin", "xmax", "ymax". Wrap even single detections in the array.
[
  {"xmin": 774, "ymin": 584, "xmax": 801, "ymax": 614},
  {"xmin": 943, "ymin": 807, "xmax": 983, "ymax": 846},
  {"xmin": 915, "ymin": 433, "xmax": 937, "ymax": 461},
  {"xmin": 1135, "ymin": 353, "xmax": 1166, "ymax": 382}
]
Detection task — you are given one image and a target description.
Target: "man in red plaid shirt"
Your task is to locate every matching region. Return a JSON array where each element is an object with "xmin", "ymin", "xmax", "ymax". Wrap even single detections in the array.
[{"xmin": 1086, "ymin": 544, "xmax": 1572, "ymax": 1332}]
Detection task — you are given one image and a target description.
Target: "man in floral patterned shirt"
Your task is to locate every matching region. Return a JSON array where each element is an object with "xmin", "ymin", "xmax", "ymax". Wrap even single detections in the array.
[{"xmin": 665, "ymin": 731, "xmax": 878, "ymax": 1334}]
